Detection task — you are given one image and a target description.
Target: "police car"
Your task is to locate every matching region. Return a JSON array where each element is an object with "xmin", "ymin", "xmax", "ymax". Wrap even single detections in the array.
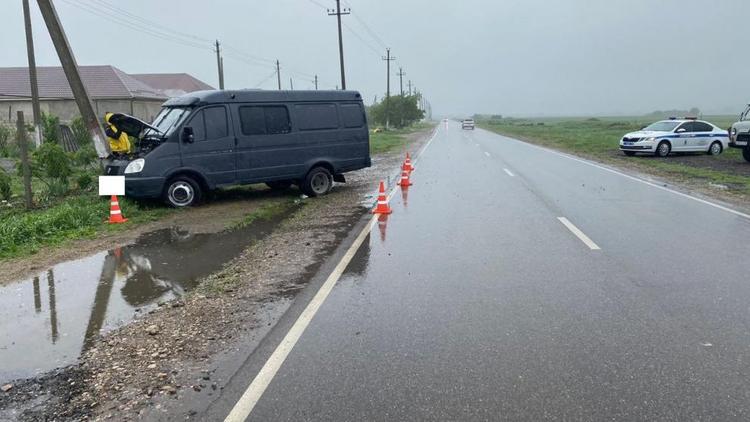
[{"xmin": 619, "ymin": 118, "xmax": 729, "ymax": 157}]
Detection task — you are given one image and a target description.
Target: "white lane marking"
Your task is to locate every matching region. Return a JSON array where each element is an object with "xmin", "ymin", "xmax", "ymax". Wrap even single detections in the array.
[
  {"xmin": 225, "ymin": 215, "xmax": 377, "ymax": 421},
  {"xmin": 484, "ymin": 151, "xmax": 491, "ymax": 157},
  {"xmin": 503, "ymin": 168, "xmax": 514, "ymax": 177},
  {"xmin": 557, "ymin": 217, "xmax": 601, "ymax": 250},
  {"xmin": 225, "ymin": 126, "xmax": 440, "ymax": 421},
  {"xmin": 486, "ymin": 130, "xmax": 750, "ymax": 220}
]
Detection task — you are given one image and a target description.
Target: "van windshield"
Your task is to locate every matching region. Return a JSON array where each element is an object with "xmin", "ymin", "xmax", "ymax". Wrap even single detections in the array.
[{"xmin": 146, "ymin": 107, "xmax": 191, "ymax": 136}]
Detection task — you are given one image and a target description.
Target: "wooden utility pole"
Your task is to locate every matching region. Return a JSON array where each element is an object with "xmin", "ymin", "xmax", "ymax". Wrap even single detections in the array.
[
  {"xmin": 215, "ymin": 40, "xmax": 224, "ymax": 89},
  {"xmin": 276, "ymin": 60, "xmax": 281, "ymax": 90},
  {"xmin": 397, "ymin": 67, "xmax": 406, "ymax": 97},
  {"xmin": 381, "ymin": 48, "xmax": 395, "ymax": 129},
  {"xmin": 327, "ymin": 0, "xmax": 350, "ymax": 90},
  {"xmin": 290, "ymin": 78, "xmax": 294, "ymax": 90},
  {"xmin": 408, "ymin": 80, "xmax": 413, "ymax": 96},
  {"xmin": 22, "ymin": 0, "xmax": 42, "ymax": 147},
  {"xmin": 17, "ymin": 111, "xmax": 33, "ymax": 209},
  {"xmin": 314, "ymin": 75, "xmax": 318, "ymax": 90},
  {"xmin": 36, "ymin": 0, "xmax": 109, "ymax": 158}
]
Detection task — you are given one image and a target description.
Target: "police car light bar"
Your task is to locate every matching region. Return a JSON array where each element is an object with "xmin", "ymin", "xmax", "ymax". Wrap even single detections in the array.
[{"xmin": 683, "ymin": 116, "xmax": 697, "ymax": 120}]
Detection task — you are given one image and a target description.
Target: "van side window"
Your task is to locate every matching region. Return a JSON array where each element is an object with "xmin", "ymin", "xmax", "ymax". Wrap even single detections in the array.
[
  {"xmin": 239, "ymin": 106, "xmax": 291, "ymax": 135},
  {"xmin": 295, "ymin": 104, "xmax": 339, "ymax": 130},
  {"xmin": 340, "ymin": 104, "xmax": 365, "ymax": 128},
  {"xmin": 265, "ymin": 106, "xmax": 292, "ymax": 134},
  {"xmin": 204, "ymin": 106, "xmax": 228, "ymax": 139},
  {"xmin": 188, "ymin": 110, "xmax": 206, "ymax": 141}
]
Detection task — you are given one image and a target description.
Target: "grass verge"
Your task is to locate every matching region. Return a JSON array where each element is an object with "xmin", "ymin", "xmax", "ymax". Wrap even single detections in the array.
[
  {"xmin": 477, "ymin": 116, "xmax": 750, "ymax": 195},
  {"xmin": 370, "ymin": 121, "xmax": 435, "ymax": 154},
  {"xmin": 0, "ymin": 193, "xmax": 171, "ymax": 260}
]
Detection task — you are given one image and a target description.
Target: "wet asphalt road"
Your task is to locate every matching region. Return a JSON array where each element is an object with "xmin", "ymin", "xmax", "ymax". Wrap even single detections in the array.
[{"xmin": 213, "ymin": 122, "xmax": 750, "ymax": 421}]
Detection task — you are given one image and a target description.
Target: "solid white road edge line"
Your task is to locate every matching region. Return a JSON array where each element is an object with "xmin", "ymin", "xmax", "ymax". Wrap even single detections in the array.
[
  {"xmin": 224, "ymin": 124, "xmax": 440, "ymax": 422},
  {"xmin": 503, "ymin": 168, "xmax": 514, "ymax": 177},
  {"xmin": 557, "ymin": 217, "xmax": 601, "ymax": 250},
  {"xmin": 485, "ymin": 129, "xmax": 750, "ymax": 220}
]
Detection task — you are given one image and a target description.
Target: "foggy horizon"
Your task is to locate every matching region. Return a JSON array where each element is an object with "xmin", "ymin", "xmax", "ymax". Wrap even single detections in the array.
[{"xmin": 2, "ymin": 0, "xmax": 749, "ymax": 118}]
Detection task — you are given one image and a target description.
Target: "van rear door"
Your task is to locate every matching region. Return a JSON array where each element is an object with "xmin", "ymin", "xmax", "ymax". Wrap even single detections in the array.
[{"xmin": 179, "ymin": 105, "xmax": 236, "ymax": 186}]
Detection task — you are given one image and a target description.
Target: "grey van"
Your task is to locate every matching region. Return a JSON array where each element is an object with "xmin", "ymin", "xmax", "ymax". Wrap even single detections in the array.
[{"xmin": 105, "ymin": 90, "xmax": 371, "ymax": 207}]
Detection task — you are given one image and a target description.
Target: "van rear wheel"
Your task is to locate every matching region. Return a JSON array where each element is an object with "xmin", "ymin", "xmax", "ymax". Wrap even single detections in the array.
[
  {"xmin": 743, "ymin": 146, "xmax": 750, "ymax": 162},
  {"xmin": 300, "ymin": 167, "xmax": 333, "ymax": 197},
  {"xmin": 164, "ymin": 175, "xmax": 202, "ymax": 207}
]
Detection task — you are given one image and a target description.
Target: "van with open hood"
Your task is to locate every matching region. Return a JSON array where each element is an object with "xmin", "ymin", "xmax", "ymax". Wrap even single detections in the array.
[{"xmin": 104, "ymin": 90, "xmax": 371, "ymax": 207}]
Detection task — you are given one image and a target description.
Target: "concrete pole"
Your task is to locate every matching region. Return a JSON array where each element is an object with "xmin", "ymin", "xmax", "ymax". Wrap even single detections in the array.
[
  {"xmin": 36, "ymin": 0, "xmax": 109, "ymax": 158},
  {"xmin": 22, "ymin": 0, "xmax": 43, "ymax": 147}
]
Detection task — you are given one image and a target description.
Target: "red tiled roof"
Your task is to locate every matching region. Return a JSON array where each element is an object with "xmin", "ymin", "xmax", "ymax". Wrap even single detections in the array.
[{"xmin": 0, "ymin": 65, "xmax": 167, "ymax": 100}]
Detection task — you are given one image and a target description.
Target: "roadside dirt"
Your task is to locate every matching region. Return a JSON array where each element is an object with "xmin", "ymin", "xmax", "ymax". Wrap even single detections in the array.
[{"xmin": 0, "ymin": 127, "xmax": 433, "ymax": 421}]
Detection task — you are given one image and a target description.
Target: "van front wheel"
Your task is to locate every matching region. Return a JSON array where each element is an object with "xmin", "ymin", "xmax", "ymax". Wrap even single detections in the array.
[
  {"xmin": 164, "ymin": 175, "xmax": 202, "ymax": 207},
  {"xmin": 300, "ymin": 167, "xmax": 333, "ymax": 197}
]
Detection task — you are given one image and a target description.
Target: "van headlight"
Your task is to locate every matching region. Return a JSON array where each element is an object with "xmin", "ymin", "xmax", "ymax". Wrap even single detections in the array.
[
  {"xmin": 731, "ymin": 127, "xmax": 737, "ymax": 136},
  {"xmin": 124, "ymin": 158, "xmax": 145, "ymax": 174}
]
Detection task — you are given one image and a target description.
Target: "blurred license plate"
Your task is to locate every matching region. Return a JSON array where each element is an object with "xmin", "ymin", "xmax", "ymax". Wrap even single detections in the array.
[{"xmin": 624, "ymin": 142, "xmax": 633, "ymax": 145}]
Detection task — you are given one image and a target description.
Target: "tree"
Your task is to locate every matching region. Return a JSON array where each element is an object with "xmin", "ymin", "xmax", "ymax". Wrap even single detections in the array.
[{"xmin": 369, "ymin": 94, "xmax": 425, "ymax": 129}]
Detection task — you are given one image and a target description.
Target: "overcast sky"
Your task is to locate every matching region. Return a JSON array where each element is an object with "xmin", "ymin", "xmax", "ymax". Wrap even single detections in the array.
[{"xmin": 2, "ymin": 0, "xmax": 750, "ymax": 117}]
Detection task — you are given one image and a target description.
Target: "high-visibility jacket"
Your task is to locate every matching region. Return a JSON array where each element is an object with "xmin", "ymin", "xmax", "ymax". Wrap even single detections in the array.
[{"xmin": 104, "ymin": 112, "xmax": 131, "ymax": 153}]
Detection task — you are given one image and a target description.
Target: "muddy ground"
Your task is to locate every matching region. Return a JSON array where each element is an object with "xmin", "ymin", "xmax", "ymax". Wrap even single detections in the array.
[{"xmin": 0, "ymin": 128, "xmax": 433, "ymax": 421}]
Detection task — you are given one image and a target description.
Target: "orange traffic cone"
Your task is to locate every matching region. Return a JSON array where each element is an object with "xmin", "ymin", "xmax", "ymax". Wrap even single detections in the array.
[
  {"xmin": 108, "ymin": 195, "xmax": 128, "ymax": 224},
  {"xmin": 377, "ymin": 213, "xmax": 389, "ymax": 242},
  {"xmin": 372, "ymin": 181, "xmax": 392, "ymax": 215},
  {"xmin": 402, "ymin": 152, "xmax": 414, "ymax": 173},
  {"xmin": 398, "ymin": 169, "xmax": 412, "ymax": 187}
]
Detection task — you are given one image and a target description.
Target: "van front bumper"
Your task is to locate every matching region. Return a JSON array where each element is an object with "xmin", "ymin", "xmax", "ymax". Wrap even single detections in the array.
[{"xmin": 125, "ymin": 176, "xmax": 165, "ymax": 199}]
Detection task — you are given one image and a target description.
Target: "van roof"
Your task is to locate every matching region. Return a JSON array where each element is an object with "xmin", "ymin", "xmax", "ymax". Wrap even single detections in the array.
[{"xmin": 163, "ymin": 89, "xmax": 363, "ymax": 107}]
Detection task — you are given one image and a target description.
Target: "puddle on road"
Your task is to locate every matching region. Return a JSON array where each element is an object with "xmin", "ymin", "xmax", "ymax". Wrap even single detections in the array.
[{"xmin": 0, "ymin": 214, "xmax": 289, "ymax": 383}]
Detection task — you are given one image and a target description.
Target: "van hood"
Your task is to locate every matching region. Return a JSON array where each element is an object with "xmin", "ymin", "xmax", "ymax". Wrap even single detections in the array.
[{"xmin": 107, "ymin": 113, "xmax": 160, "ymax": 137}]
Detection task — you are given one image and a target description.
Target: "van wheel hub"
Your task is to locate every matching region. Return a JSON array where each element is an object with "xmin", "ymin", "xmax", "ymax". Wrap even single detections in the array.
[
  {"xmin": 169, "ymin": 182, "xmax": 194, "ymax": 206},
  {"xmin": 311, "ymin": 173, "xmax": 330, "ymax": 194}
]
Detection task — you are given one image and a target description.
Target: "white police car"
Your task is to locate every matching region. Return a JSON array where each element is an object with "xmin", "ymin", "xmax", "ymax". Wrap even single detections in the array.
[{"xmin": 619, "ymin": 118, "xmax": 729, "ymax": 157}]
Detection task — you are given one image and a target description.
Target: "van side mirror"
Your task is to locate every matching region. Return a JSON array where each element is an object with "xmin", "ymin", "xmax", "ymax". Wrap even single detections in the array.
[{"xmin": 182, "ymin": 127, "xmax": 194, "ymax": 143}]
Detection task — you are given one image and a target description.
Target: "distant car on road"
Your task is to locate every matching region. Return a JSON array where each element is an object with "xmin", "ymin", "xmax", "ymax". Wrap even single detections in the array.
[
  {"xmin": 461, "ymin": 119, "xmax": 475, "ymax": 130},
  {"xmin": 619, "ymin": 118, "xmax": 728, "ymax": 157},
  {"xmin": 728, "ymin": 104, "xmax": 750, "ymax": 162}
]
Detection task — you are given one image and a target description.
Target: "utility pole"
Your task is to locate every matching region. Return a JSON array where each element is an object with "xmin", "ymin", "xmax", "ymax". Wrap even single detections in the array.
[
  {"xmin": 276, "ymin": 60, "xmax": 281, "ymax": 90},
  {"xmin": 215, "ymin": 40, "xmax": 224, "ymax": 89},
  {"xmin": 327, "ymin": 0, "xmax": 350, "ymax": 90},
  {"xmin": 290, "ymin": 78, "xmax": 294, "ymax": 90},
  {"xmin": 381, "ymin": 48, "xmax": 395, "ymax": 129},
  {"xmin": 17, "ymin": 112, "xmax": 33, "ymax": 209},
  {"xmin": 36, "ymin": 0, "xmax": 109, "ymax": 158},
  {"xmin": 314, "ymin": 75, "xmax": 318, "ymax": 90},
  {"xmin": 407, "ymin": 80, "xmax": 413, "ymax": 96},
  {"xmin": 22, "ymin": 0, "xmax": 42, "ymax": 147},
  {"xmin": 397, "ymin": 67, "xmax": 405, "ymax": 97}
]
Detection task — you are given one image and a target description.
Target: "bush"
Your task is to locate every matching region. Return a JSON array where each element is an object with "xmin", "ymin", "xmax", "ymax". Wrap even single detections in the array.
[
  {"xmin": 76, "ymin": 173, "xmax": 94, "ymax": 191},
  {"xmin": 0, "ymin": 124, "xmax": 14, "ymax": 157},
  {"xmin": 70, "ymin": 116, "xmax": 93, "ymax": 146},
  {"xmin": 72, "ymin": 144, "xmax": 98, "ymax": 169},
  {"xmin": 0, "ymin": 169, "xmax": 11, "ymax": 201},
  {"xmin": 41, "ymin": 112, "xmax": 60, "ymax": 144}
]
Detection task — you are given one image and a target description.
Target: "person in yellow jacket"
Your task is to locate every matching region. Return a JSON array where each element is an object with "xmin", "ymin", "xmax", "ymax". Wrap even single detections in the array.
[{"xmin": 104, "ymin": 112, "xmax": 131, "ymax": 154}]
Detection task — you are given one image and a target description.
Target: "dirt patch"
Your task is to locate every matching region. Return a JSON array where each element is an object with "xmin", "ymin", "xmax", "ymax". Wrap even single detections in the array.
[{"xmin": 0, "ymin": 126, "xmax": 434, "ymax": 421}]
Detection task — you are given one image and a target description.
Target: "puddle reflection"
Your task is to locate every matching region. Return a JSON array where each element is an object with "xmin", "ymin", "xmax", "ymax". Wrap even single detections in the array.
[{"xmin": 0, "ymin": 217, "xmax": 285, "ymax": 382}]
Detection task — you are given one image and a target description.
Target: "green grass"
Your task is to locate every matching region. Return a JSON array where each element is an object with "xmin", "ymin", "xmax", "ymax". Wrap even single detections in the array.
[
  {"xmin": 369, "ymin": 121, "xmax": 435, "ymax": 154},
  {"xmin": 0, "ymin": 193, "xmax": 171, "ymax": 260},
  {"xmin": 477, "ymin": 116, "xmax": 750, "ymax": 195}
]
